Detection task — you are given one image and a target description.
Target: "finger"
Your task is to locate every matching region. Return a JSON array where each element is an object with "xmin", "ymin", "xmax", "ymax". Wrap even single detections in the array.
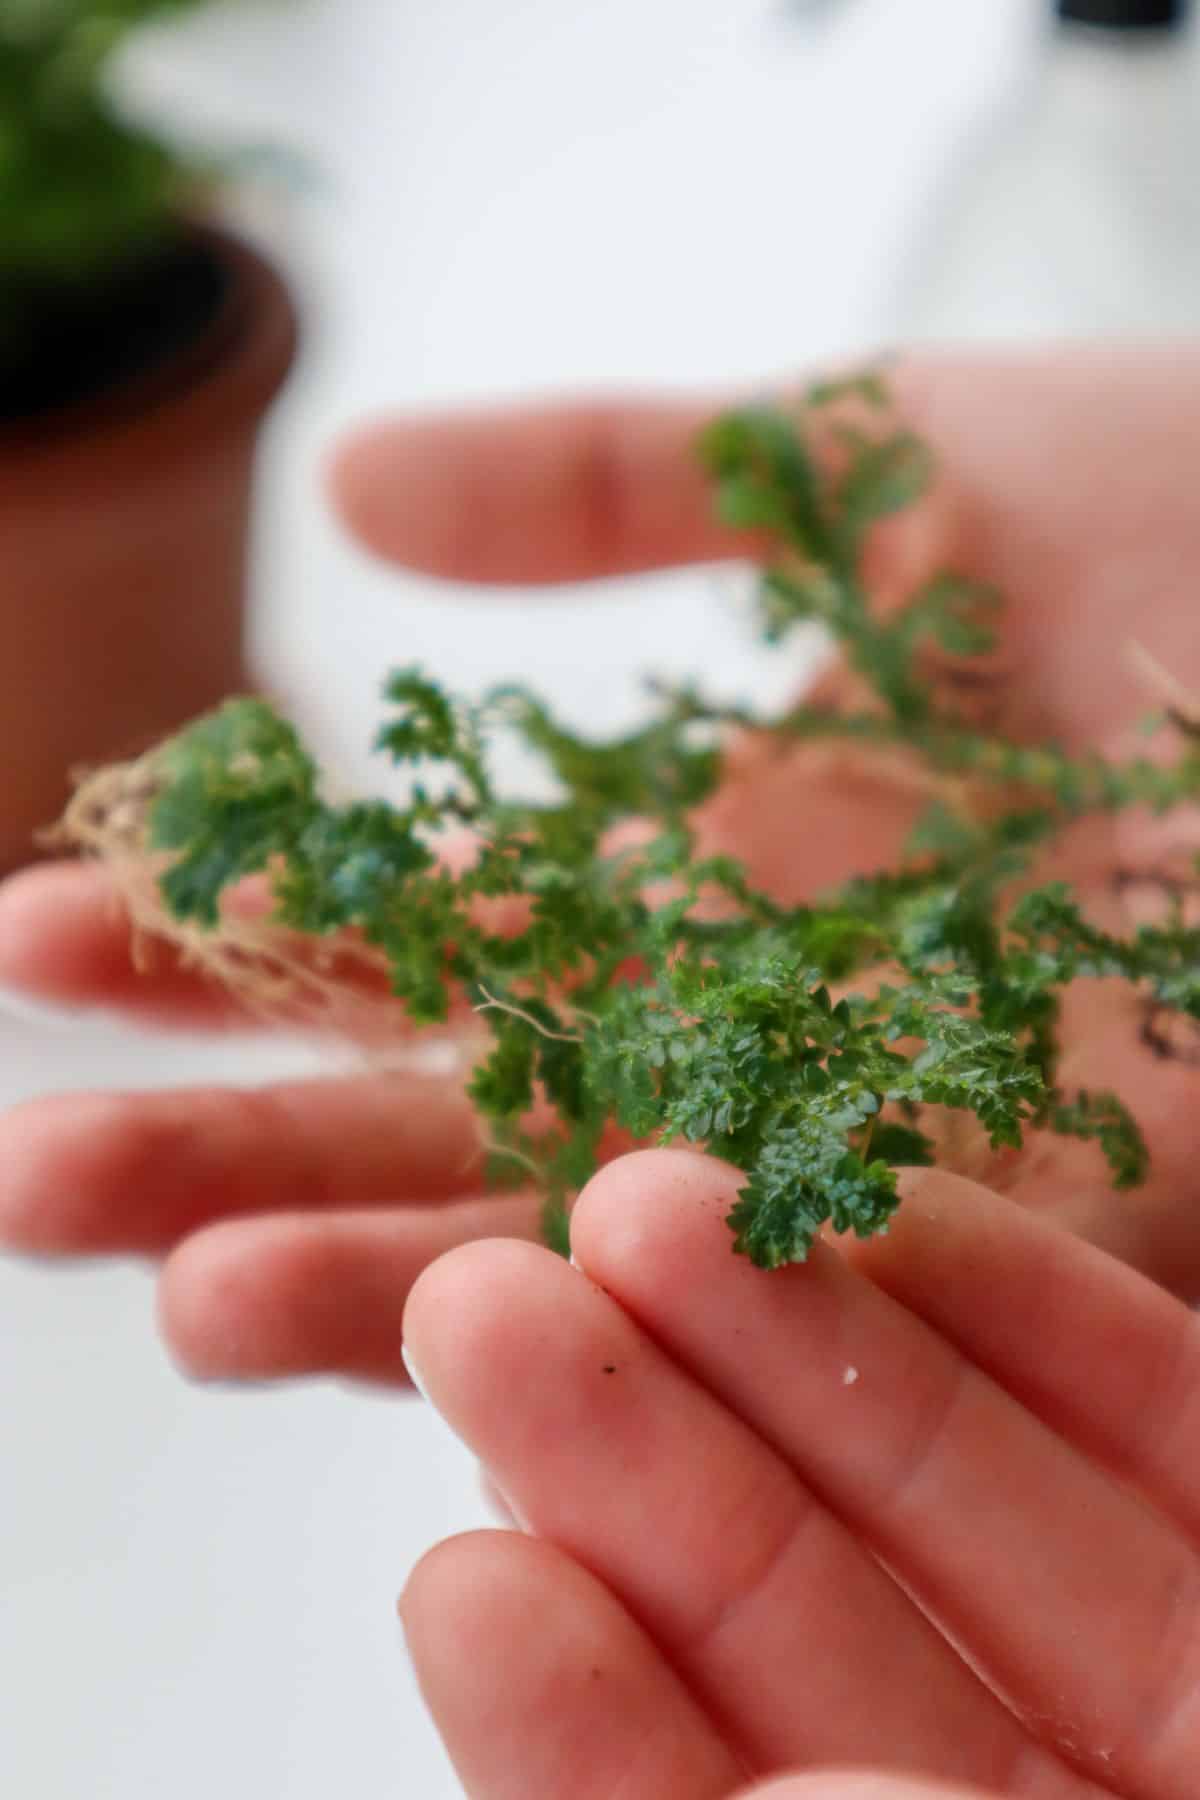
[
  {"xmin": 0, "ymin": 1071, "xmax": 485, "ymax": 1255},
  {"xmin": 0, "ymin": 847, "xmax": 523, "ymax": 1035},
  {"xmin": 402, "ymin": 1531, "xmax": 744, "ymax": 1800},
  {"xmin": 403, "ymin": 1240, "xmax": 1084, "ymax": 1791},
  {"xmin": 159, "ymin": 1195, "xmax": 541, "ymax": 1386},
  {"xmin": 0, "ymin": 861, "xmax": 408, "ymax": 1032},
  {"xmin": 331, "ymin": 397, "xmax": 741, "ymax": 585},
  {"xmin": 329, "ymin": 373, "xmax": 952, "ymax": 595},
  {"xmin": 0, "ymin": 862, "xmax": 251, "ymax": 1027},
  {"xmin": 843, "ymin": 1169, "xmax": 1200, "ymax": 1549},
  {"xmin": 571, "ymin": 1151, "xmax": 1200, "ymax": 1797}
]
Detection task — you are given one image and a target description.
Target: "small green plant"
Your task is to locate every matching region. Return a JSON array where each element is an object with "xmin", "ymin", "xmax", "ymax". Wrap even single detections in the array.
[
  {"xmin": 0, "ymin": 0, "xmax": 294, "ymax": 418},
  {"xmin": 0, "ymin": 0, "xmax": 215, "ymax": 287},
  {"xmin": 62, "ymin": 377, "xmax": 1200, "ymax": 1267}
]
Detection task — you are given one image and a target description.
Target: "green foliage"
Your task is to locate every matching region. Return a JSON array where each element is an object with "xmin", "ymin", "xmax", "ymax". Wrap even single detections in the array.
[
  {"xmin": 1045, "ymin": 1090, "xmax": 1148, "ymax": 1190},
  {"xmin": 150, "ymin": 699, "xmax": 318, "ymax": 924},
  {"xmin": 0, "ymin": 0, "xmax": 242, "ymax": 289},
  {"xmin": 139, "ymin": 380, "xmax": 1200, "ymax": 1267}
]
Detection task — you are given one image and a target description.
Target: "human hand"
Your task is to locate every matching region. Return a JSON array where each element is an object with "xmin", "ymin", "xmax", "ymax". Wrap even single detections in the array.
[
  {"xmin": 399, "ymin": 1146, "xmax": 1200, "ymax": 1798},
  {"xmin": 0, "ymin": 346, "xmax": 1197, "ymax": 1391}
]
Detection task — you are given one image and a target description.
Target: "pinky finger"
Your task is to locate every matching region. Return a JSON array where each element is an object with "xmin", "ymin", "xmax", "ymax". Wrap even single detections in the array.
[{"xmin": 401, "ymin": 1531, "xmax": 745, "ymax": 1800}]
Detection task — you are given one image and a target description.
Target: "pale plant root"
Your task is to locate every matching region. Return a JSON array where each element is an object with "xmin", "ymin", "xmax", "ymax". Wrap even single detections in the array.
[{"xmin": 53, "ymin": 751, "xmax": 469, "ymax": 1065}]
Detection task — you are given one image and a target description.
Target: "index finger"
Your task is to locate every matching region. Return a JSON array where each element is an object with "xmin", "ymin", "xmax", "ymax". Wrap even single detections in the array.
[
  {"xmin": 327, "ymin": 372, "xmax": 956, "ymax": 625},
  {"xmin": 330, "ymin": 394, "xmax": 743, "ymax": 585}
]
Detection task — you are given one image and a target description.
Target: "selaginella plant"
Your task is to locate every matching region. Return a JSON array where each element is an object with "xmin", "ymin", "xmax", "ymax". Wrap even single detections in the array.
[{"xmin": 59, "ymin": 375, "xmax": 1200, "ymax": 1268}]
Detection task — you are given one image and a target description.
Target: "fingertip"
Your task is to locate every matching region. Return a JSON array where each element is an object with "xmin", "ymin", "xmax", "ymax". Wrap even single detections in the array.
[
  {"xmin": 324, "ymin": 420, "xmax": 386, "ymax": 544},
  {"xmin": 402, "ymin": 1234, "xmax": 552, "ymax": 1376},
  {"xmin": 0, "ymin": 867, "xmax": 51, "ymax": 979},
  {"xmin": 0, "ymin": 1090, "xmax": 130, "ymax": 1253},
  {"xmin": 0, "ymin": 862, "xmax": 113, "ymax": 1004},
  {"xmin": 157, "ymin": 1218, "xmax": 276, "ymax": 1382},
  {"xmin": 400, "ymin": 1523, "xmax": 746, "ymax": 1799},
  {"xmin": 0, "ymin": 861, "xmax": 267, "ymax": 1027},
  {"xmin": 569, "ymin": 1146, "xmax": 741, "ymax": 1281},
  {"xmin": 159, "ymin": 1211, "xmax": 420, "ymax": 1385},
  {"xmin": 400, "ymin": 1528, "xmax": 528, "ymax": 1643},
  {"xmin": 327, "ymin": 417, "xmax": 451, "ymax": 573},
  {"xmin": 0, "ymin": 1094, "xmax": 62, "ymax": 1251}
]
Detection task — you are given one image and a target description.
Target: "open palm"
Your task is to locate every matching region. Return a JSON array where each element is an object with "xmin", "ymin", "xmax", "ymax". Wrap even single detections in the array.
[{"xmin": 0, "ymin": 346, "xmax": 1197, "ymax": 1389}]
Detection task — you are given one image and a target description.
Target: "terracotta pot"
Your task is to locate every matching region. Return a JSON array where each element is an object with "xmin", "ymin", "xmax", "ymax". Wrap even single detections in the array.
[{"xmin": 0, "ymin": 225, "xmax": 297, "ymax": 873}]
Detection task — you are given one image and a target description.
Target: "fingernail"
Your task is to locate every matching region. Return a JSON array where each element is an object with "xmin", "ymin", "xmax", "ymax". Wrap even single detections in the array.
[
  {"xmin": 396, "ymin": 1580, "xmax": 422, "ymax": 1663},
  {"xmin": 401, "ymin": 1338, "xmax": 432, "ymax": 1404},
  {"xmin": 479, "ymin": 1467, "xmax": 534, "ymax": 1536},
  {"xmin": 402, "ymin": 1342, "xmax": 536, "ymax": 1532}
]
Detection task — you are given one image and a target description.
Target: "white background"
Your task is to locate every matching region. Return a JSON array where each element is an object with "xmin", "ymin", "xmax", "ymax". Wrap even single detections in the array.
[{"xmin": 2, "ymin": 2, "xmax": 1197, "ymax": 1796}]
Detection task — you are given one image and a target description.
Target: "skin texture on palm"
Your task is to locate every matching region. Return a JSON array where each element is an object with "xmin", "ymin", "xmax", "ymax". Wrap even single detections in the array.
[
  {"xmin": 0, "ymin": 346, "xmax": 1198, "ymax": 1384},
  {"xmin": 400, "ymin": 1152, "xmax": 1200, "ymax": 1799}
]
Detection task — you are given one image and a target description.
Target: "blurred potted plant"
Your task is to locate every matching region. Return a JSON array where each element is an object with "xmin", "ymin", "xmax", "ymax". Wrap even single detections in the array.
[{"xmin": 0, "ymin": 0, "xmax": 298, "ymax": 872}]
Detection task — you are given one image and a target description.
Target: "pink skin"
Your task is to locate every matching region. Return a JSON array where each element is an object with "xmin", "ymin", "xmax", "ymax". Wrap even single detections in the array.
[
  {"xmin": 402, "ymin": 1151, "xmax": 1200, "ymax": 1798},
  {"xmin": 1, "ymin": 348, "xmax": 1199, "ymax": 1794}
]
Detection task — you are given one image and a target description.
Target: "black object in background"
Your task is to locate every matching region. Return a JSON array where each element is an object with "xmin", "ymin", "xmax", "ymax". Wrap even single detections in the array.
[
  {"xmin": 1057, "ymin": 0, "xmax": 1188, "ymax": 28},
  {"xmin": 891, "ymin": 0, "xmax": 1200, "ymax": 341}
]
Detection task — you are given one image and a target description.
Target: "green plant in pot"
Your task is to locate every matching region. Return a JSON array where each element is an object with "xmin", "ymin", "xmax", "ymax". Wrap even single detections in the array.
[{"xmin": 0, "ymin": 0, "xmax": 297, "ymax": 874}]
